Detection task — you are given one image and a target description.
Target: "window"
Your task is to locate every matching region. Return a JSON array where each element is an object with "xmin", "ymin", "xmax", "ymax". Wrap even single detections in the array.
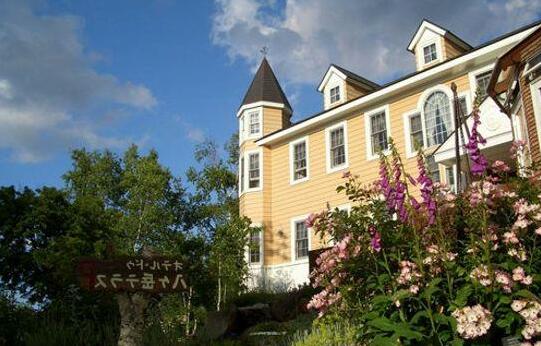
[
  {"xmin": 239, "ymin": 115, "xmax": 245, "ymax": 141},
  {"xmin": 424, "ymin": 91, "xmax": 452, "ymax": 147},
  {"xmin": 249, "ymin": 229, "xmax": 261, "ymax": 263},
  {"xmin": 423, "ymin": 43, "xmax": 438, "ymax": 64},
  {"xmin": 445, "ymin": 166, "xmax": 456, "ymax": 192},
  {"xmin": 291, "ymin": 139, "xmax": 308, "ymax": 182},
  {"xmin": 330, "ymin": 86, "xmax": 340, "ymax": 104},
  {"xmin": 240, "ymin": 157, "xmax": 245, "ymax": 193},
  {"xmin": 329, "ymin": 126, "xmax": 346, "ymax": 169},
  {"xmin": 475, "ymin": 71, "xmax": 492, "ymax": 101},
  {"xmin": 427, "ymin": 156, "xmax": 440, "ymax": 183},
  {"xmin": 294, "ymin": 221, "xmax": 309, "ymax": 259},
  {"xmin": 369, "ymin": 111, "xmax": 388, "ymax": 155},
  {"xmin": 457, "ymin": 96, "xmax": 468, "ymax": 116},
  {"xmin": 248, "ymin": 110, "xmax": 261, "ymax": 136},
  {"xmin": 248, "ymin": 153, "xmax": 260, "ymax": 189},
  {"xmin": 408, "ymin": 112, "xmax": 424, "ymax": 152}
]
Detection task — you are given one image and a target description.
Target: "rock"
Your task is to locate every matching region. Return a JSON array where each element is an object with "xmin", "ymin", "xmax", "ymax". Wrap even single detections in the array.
[
  {"xmin": 201, "ymin": 306, "xmax": 237, "ymax": 340},
  {"xmin": 233, "ymin": 303, "xmax": 272, "ymax": 334}
]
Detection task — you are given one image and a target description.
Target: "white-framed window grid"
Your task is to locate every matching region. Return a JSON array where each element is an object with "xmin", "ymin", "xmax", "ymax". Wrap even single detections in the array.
[
  {"xmin": 238, "ymin": 108, "xmax": 263, "ymax": 144},
  {"xmin": 290, "ymin": 215, "xmax": 311, "ymax": 262},
  {"xmin": 289, "ymin": 136, "xmax": 310, "ymax": 184},
  {"xmin": 248, "ymin": 226, "xmax": 263, "ymax": 264},
  {"xmin": 423, "ymin": 43, "xmax": 438, "ymax": 64},
  {"xmin": 468, "ymin": 64, "xmax": 494, "ymax": 105},
  {"xmin": 239, "ymin": 148, "xmax": 263, "ymax": 194},
  {"xmin": 529, "ymin": 77, "xmax": 541, "ymax": 155},
  {"xmin": 330, "ymin": 85, "xmax": 341, "ymax": 104},
  {"xmin": 365, "ymin": 105, "xmax": 391, "ymax": 160},
  {"xmin": 325, "ymin": 121, "xmax": 349, "ymax": 173}
]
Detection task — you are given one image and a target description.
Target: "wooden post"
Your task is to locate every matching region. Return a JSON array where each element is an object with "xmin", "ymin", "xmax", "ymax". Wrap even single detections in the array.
[{"xmin": 451, "ymin": 82, "xmax": 462, "ymax": 192}]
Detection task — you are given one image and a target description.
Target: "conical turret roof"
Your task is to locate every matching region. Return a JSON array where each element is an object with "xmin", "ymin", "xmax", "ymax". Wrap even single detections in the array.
[{"xmin": 240, "ymin": 57, "xmax": 292, "ymax": 113}]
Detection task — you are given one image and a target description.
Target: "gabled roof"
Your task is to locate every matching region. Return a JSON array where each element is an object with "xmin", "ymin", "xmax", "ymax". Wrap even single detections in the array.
[
  {"xmin": 240, "ymin": 57, "xmax": 292, "ymax": 112},
  {"xmin": 317, "ymin": 64, "xmax": 380, "ymax": 92},
  {"xmin": 407, "ymin": 19, "xmax": 473, "ymax": 53}
]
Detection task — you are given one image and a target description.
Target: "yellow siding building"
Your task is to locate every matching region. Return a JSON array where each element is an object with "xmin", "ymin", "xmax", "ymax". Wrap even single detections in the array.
[{"xmin": 238, "ymin": 19, "xmax": 541, "ymax": 290}]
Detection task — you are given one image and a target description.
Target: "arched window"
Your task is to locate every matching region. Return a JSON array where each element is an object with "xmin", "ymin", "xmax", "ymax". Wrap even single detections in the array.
[{"xmin": 424, "ymin": 91, "xmax": 452, "ymax": 147}]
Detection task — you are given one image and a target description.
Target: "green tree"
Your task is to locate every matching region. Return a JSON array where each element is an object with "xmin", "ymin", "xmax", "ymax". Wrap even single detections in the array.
[{"xmin": 187, "ymin": 134, "xmax": 252, "ymax": 311}]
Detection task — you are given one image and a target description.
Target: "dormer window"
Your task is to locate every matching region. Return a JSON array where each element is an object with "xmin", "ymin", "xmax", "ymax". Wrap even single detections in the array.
[
  {"xmin": 330, "ymin": 86, "xmax": 341, "ymax": 104},
  {"xmin": 423, "ymin": 43, "xmax": 438, "ymax": 64}
]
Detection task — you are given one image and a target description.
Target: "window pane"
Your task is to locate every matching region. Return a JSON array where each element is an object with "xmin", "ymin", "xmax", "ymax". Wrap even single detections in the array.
[
  {"xmin": 240, "ymin": 157, "xmax": 245, "ymax": 192},
  {"xmin": 248, "ymin": 153, "xmax": 260, "ymax": 188},
  {"xmin": 295, "ymin": 222, "xmax": 309, "ymax": 259},
  {"xmin": 293, "ymin": 141, "xmax": 307, "ymax": 180},
  {"xmin": 409, "ymin": 113, "xmax": 423, "ymax": 151},
  {"xmin": 330, "ymin": 127, "xmax": 345, "ymax": 167},
  {"xmin": 249, "ymin": 230, "xmax": 261, "ymax": 263},
  {"xmin": 445, "ymin": 166, "xmax": 456, "ymax": 192},
  {"xmin": 370, "ymin": 112, "xmax": 388, "ymax": 154},
  {"xmin": 475, "ymin": 71, "xmax": 492, "ymax": 101},
  {"xmin": 423, "ymin": 43, "xmax": 437, "ymax": 64},
  {"xmin": 330, "ymin": 86, "xmax": 340, "ymax": 104},
  {"xmin": 427, "ymin": 156, "xmax": 440, "ymax": 183},
  {"xmin": 458, "ymin": 96, "xmax": 468, "ymax": 116},
  {"xmin": 249, "ymin": 112, "xmax": 260, "ymax": 135},
  {"xmin": 424, "ymin": 91, "xmax": 452, "ymax": 147}
]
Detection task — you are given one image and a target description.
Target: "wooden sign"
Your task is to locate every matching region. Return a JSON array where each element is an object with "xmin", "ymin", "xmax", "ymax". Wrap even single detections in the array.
[{"xmin": 77, "ymin": 257, "xmax": 187, "ymax": 293}]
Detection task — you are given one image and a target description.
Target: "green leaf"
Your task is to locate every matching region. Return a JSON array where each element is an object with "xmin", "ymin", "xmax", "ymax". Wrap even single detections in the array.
[
  {"xmin": 453, "ymin": 284, "xmax": 473, "ymax": 307},
  {"xmin": 371, "ymin": 335, "xmax": 399, "ymax": 346},
  {"xmin": 410, "ymin": 310, "xmax": 429, "ymax": 324},
  {"xmin": 514, "ymin": 289, "xmax": 538, "ymax": 300},
  {"xmin": 368, "ymin": 317, "xmax": 396, "ymax": 332},
  {"xmin": 450, "ymin": 339, "xmax": 464, "ymax": 346},
  {"xmin": 393, "ymin": 323, "xmax": 423, "ymax": 341}
]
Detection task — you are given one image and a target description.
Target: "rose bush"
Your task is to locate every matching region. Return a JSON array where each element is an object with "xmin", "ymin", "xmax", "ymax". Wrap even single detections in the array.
[{"xmin": 306, "ymin": 105, "xmax": 541, "ymax": 345}]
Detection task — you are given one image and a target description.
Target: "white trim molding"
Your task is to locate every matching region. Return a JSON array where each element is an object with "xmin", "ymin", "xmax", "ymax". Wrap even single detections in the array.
[
  {"xmin": 289, "ymin": 136, "xmax": 310, "ymax": 185},
  {"xmin": 325, "ymin": 121, "xmax": 349, "ymax": 173},
  {"xmin": 290, "ymin": 214, "xmax": 311, "ymax": 264},
  {"xmin": 403, "ymin": 109, "xmax": 423, "ymax": 159},
  {"xmin": 364, "ymin": 104, "xmax": 391, "ymax": 160},
  {"xmin": 237, "ymin": 101, "xmax": 288, "ymax": 118},
  {"xmin": 246, "ymin": 223, "xmax": 264, "ymax": 267},
  {"xmin": 318, "ymin": 65, "xmax": 348, "ymax": 92}
]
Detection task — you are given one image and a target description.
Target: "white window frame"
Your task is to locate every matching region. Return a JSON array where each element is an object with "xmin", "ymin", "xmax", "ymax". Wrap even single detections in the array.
[
  {"xmin": 423, "ymin": 42, "xmax": 438, "ymax": 64},
  {"xmin": 418, "ymin": 39, "xmax": 442, "ymax": 68},
  {"xmin": 416, "ymin": 85, "xmax": 456, "ymax": 150},
  {"xmin": 239, "ymin": 154, "xmax": 245, "ymax": 194},
  {"xmin": 247, "ymin": 225, "xmax": 263, "ymax": 265},
  {"xmin": 242, "ymin": 148, "xmax": 263, "ymax": 193},
  {"xmin": 325, "ymin": 121, "xmax": 349, "ymax": 173},
  {"xmin": 289, "ymin": 136, "xmax": 310, "ymax": 185},
  {"xmin": 290, "ymin": 215, "xmax": 311, "ymax": 263},
  {"xmin": 238, "ymin": 107, "xmax": 263, "ymax": 144},
  {"xmin": 329, "ymin": 85, "xmax": 341, "ymax": 104},
  {"xmin": 246, "ymin": 109, "xmax": 262, "ymax": 139},
  {"xmin": 403, "ymin": 110, "xmax": 425, "ymax": 158},
  {"xmin": 468, "ymin": 64, "xmax": 494, "ymax": 103},
  {"xmin": 530, "ymin": 76, "xmax": 541, "ymax": 154},
  {"xmin": 365, "ymin": 105, "xmax": 391, "ymax": 160}
]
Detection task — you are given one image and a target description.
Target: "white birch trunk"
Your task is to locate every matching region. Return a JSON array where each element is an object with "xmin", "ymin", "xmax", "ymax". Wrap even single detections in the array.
[{"xmin": 117, "ymin": 292, "xmax": 148, "ymax": 346}]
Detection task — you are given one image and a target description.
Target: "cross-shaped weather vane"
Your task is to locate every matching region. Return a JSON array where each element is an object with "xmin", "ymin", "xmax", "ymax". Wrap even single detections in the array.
[{"xmin": 260, "ymin": 46, "xmax": 269, "ymax": 56}]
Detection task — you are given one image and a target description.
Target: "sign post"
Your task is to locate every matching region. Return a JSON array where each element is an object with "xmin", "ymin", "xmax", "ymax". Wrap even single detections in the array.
[{"xmin": 77, "ymin": 256, "xmax": 188, "ymax": 346}]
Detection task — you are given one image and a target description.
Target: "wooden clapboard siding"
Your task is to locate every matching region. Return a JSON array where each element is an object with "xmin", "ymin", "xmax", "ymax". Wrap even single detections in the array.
[
  {"xmin": 345, "ymin": 82, "xmax": 368, "ymax": 101},
  {"xmin": 253, "ymin": 73, "xmax": 472, "ymax": 265},
  {"xmin": 443, "ymin": 38, "xmax": 467, "ymax": 60},
  {"xmin": 517, "ymin": 34, "xmax": 541, "ymax": 162}
]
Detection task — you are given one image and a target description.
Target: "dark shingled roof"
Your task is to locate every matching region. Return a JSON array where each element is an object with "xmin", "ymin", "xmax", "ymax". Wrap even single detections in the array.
[
  {"xmin": 330, "ymin": 64, "xmax": 381, "ymax": 90},
  {"xmin": 240, "ymin": 57, "xmax": 292, "ymax": 112}
]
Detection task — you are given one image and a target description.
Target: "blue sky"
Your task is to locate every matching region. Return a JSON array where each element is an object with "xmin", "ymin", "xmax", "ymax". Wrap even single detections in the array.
[{"xmin": 1, "ymin": 0, "xmax": 540, "ymax": 188}]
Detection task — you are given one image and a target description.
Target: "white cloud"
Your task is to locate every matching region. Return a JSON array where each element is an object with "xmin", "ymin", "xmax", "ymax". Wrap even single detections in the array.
[
  {"xmin": 174, "ymin": 115, "xmax": 206, "ymax": 143},
  {"xmin": 0, "ymin": 1, "xmax": 157, "ymax": 163},
  {"xmin": 212, "ymin": 0, "xmax": 541, "ymax": 86}
]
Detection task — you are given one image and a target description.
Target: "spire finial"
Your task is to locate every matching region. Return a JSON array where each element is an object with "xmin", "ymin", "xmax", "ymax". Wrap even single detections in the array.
[{"xmin": 260, "ymin": 46, "xmax": 268, "ymax": 57}]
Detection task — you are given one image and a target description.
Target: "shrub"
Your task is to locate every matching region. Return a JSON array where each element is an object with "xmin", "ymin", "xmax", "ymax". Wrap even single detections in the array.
[{"xmin": 305, "ymin": 106, "xmax": 541, "ymax": 345}]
